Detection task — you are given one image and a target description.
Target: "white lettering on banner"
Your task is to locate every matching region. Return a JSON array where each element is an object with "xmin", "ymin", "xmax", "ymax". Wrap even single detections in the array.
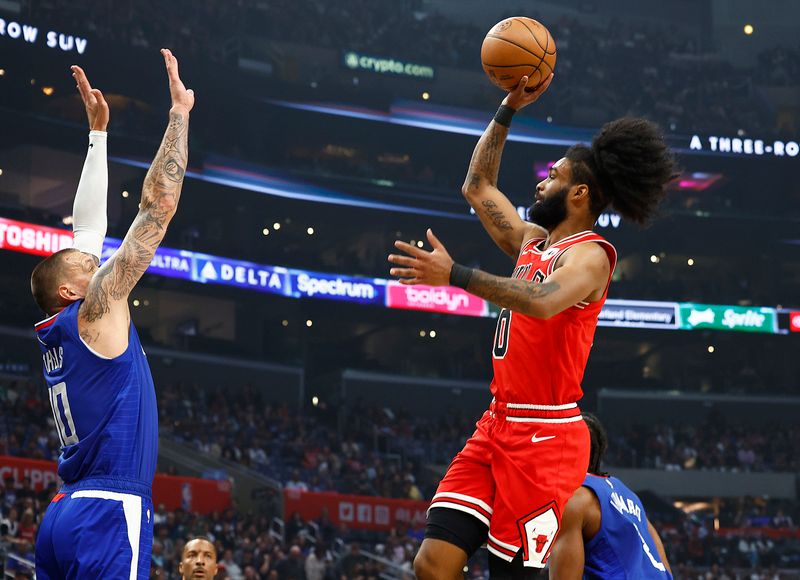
[
  {"xmin": 357, "ymin": 504, "xmax": 372, "ymax": 524},
  {"xmin": 0, "ymin": 466, "xmax": 58, "ymax": 489},
  {"xmin": 375, "ymin": 505, "xmax": 390, "ymax": 526},
  {"xmin": 691, "ymin": 135, "xmax": 798, "ymax": 158},
  {"xmin": 339, "ymin": 502, "xmax": 354, "ymax": 522},
  {"xmin": 722, "ymin": 309, "xmax": 765, "ymax": 329},
  {"xmin": 151, "ymin": 254, "xmax": 190, "ymax": 273},
  {"xmin": 217, "ymin": 263, "xmax": 283, "ymax": 289},
  {"xmin": 296, "ymin": 273, "xmax": 376, "ymax": 299},
  {"xmin": 0, "ymin": 18, "xmax": 86, "ymax": 53},
  {"xmin": 0, "ymin": 223, "xmax": 72, "ymax": 254},
  {"xmin": 405, "ymin": 287, "xmax": 469, "ymax": 312}
]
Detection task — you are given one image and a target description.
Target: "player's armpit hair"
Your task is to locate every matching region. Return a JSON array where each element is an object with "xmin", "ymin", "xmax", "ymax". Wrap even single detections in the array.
[{"xmin": 566, "ymin": 117, "xmax": 678, "ymax": 225}]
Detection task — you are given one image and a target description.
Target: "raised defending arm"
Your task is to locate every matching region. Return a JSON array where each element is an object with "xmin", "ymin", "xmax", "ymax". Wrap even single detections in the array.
[{"xmin": 78, "ymin": 49, "xmax": 194, "ymax": 356}]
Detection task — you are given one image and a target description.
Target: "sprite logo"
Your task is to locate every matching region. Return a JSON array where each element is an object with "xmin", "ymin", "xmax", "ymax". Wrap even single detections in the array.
[{"xmin": 679, "ymin": 303, "xmax": 776, "ymax": 334}]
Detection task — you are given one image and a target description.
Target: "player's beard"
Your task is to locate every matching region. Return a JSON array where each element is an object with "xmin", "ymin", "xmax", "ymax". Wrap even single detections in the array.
[{"xmin": 528, "ymin": 186, "xmax": 569, "ymax": 231}]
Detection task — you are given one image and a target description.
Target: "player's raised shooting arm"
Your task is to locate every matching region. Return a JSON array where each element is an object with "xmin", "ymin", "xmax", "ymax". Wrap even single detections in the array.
[
  {"xmin": 462, "ymin": 74, "xmax": 553, "ymax": 258},
  {"xmin": 647, "ymin": 519, "xmax": 672, "ymax": 575},
  {"xmin": 461, "ymin": 118, "xmax": 532, "ymax": 258},
  {"xmin": 465, "ymin": 242, "xmax": 609, "ymax": 319},
  {"xmin": 78, "ymin": 50, "xmax": 193, "ymax": 355}
]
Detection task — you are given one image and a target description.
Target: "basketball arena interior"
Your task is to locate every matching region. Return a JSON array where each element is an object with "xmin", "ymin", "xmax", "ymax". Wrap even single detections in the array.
[{"xmin": 1, "ymin": 0, "xmax": 799, "ymax": 578}]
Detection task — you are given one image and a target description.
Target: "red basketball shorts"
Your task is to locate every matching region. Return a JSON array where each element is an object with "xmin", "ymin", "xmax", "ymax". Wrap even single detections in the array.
[{"xmin": 428, "ymin": 400, "xmax": 590, "ymax": 568}]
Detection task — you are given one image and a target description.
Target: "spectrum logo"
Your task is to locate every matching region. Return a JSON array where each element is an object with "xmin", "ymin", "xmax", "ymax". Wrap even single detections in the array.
[{"xmin": 386, "ymin": 282, "xmax": 487, "ymax": 317}]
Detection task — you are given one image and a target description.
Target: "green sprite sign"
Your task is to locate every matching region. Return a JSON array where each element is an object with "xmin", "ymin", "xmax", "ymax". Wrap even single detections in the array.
[
  {"xmin": 678, "ymin": 303, "xmax": 777, "ymax": 334},
  {"xmin": 342, "ymin": 51, "xmax": 435, "ymax": 79}
]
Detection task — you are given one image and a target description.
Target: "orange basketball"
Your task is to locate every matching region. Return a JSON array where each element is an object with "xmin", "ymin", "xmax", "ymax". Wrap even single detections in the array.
[{"xmin": 481, "ymin": 17, "xmax": 556, "ymax": 92}]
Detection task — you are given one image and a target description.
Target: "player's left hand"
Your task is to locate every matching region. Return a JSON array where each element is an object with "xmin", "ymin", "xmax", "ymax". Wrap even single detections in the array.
[
  {"xmin": 389, "ymin": 229, "xmax": 454, "ymax": 286},
  {"xmin": 72, "ymin": 65, "xmax": 109, "ymax": 132}
]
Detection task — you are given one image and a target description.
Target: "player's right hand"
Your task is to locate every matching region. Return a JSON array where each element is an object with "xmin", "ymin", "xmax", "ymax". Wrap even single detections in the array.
[
  {"xmin": 161, "ymin": 48, "xmax": 195, "ymax": 114},
  {"xmin": 502, "ymin": 73, "xmax": 554, "ymax": 111},
  {"xmin": 71, "ymin": 65, "xmax": 109, "ymax": 132}
]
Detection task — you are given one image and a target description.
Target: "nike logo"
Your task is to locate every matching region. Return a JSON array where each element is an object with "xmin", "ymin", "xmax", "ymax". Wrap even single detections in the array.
[{"xmin": 531, "ymin": 434, "xmax": 556, "ymax": 443}]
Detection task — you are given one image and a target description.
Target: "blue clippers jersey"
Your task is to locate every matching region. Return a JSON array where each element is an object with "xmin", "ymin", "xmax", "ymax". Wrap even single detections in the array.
[
  {"xmin": 35, "ymin": 301, "xmax": 158, "ymax": 491},
  {"xmin": 582, "ymin": 474, "xmax": 672, "ymax": 580}
]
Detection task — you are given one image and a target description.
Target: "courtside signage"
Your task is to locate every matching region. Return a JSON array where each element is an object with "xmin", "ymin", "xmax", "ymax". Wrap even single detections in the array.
[
  {"xmin": 678, "ymin": 303, "xmax": 777, "ymax": 334},
  {"xmin": 342, "ymin": 51, "xmax": 435, "ymax": 79},
  {"xmin": 0, "ymin": 18, "xmax": 88, "ymax": 54},
  {"xmin": 386, "ymin": 282, "xmax": 488, "ymax": 317},
  {"xmin": 1, "ymin": 216, "xmax": 783, "ymax": 333},
  {"xmin": 598, "ymin": 300, "xmax": 679, "ymax": 329},
  {"xmin": 0, "ymin": 217, "xmax": 73, "ymax": 257},
  {"xmin": 789, "ymin": 311, "xmax": 800, "ymax": 333},
  {"xmin": 291, "ymin": 272, "xmax": 385, "ymax": 305}
]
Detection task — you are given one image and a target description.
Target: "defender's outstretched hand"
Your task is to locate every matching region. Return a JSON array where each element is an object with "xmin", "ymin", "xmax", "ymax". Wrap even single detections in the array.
[
  {"xmin": 71, "ymin": 65, "xmax": 109, "ymax": 132},
  {"xmin": 389, "ymin": 229, "xmax": 455, "ymax": 286},
  {"xmin": 502, "ymin": 73, "xmax": 554, "ymax": 111},
  {"xmin": 161, "ymin": 48, "xmax": 194, "ymax": 114}
]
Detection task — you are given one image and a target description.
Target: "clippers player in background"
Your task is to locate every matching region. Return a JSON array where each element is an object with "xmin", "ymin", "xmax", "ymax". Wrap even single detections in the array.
[
  {"xmin": 388, "ymin": 74, "xmax": 676, "ymax": 578},
  {"xmin": 549, "ymin": 414, "xmax": 672, "ymax": 579},
  {"xmin": 31, "ymin": 49, "xmax": 193, "ymax": 579}
]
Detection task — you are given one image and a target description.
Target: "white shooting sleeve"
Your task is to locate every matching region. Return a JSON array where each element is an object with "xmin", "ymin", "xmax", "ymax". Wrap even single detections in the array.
[{"xmin": 71, "ymin": 130, "xmax": 108, "ymax": 259}]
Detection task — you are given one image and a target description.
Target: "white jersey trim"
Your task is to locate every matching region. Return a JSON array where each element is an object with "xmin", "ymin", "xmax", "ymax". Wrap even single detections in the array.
[
  {"xmin": 431, "ymin": 492, "xmax": 493, "ymax": 514},
  {"xmin": 487, "ymin": 544, "xmax": 516, "ymax": 562},
  {"xmin": 78, "ymin": 335, "xmax": 113, "ymax": 360},
  {"xmin": 505, "ymin": 402, "xmax": 577, "ymax": 411},
  {"xmin": 72, "ymin": 490, "xmax": 142, "ymax": 580},
  {"xmin": 505, "ymin": 415, "xmax": 584, "ymax": 424},
  {"xmin": 488, "ymin": 532, "xmax": 520, "ymax": 552}
]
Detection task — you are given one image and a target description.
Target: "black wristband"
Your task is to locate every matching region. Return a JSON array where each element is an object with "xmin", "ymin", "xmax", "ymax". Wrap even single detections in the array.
[
  {"xmin": 449, "ymin": 263, "xmax": 474, "ymax": 290},
  {"xmin": 493, "ymin": 104, "xmax": 516, "ymax": 128}
]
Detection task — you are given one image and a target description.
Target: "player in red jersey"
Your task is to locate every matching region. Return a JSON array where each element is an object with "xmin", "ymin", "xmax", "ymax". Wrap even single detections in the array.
[{"xmin": 388, "ymin": 74, "xmax": 676, "ymax": 578}]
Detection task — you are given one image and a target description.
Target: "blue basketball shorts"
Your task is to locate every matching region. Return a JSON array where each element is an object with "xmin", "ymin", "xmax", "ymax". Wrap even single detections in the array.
[{"xmin": 35, "ymin": 488, "xmax": 153, "ymax": 580}]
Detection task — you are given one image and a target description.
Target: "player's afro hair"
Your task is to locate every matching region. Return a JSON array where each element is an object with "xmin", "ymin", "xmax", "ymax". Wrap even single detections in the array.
[
  {"xmin": 583, "ymin": 413, "xmax": 608, "ymax": 476},
  {"xmin": 565, "ymin": 117, "xmax": 678, "ymax": 225}
]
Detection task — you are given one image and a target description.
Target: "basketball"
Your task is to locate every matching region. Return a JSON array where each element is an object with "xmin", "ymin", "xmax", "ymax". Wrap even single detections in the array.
[{"xmin": 481, "ymin": 17, "xmax": 557, "ymax": 92}]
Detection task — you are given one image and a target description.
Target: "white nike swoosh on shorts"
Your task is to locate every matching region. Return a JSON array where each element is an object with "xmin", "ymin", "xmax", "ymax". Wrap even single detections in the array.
[{"xmin": 531, "ymin": 434, "xmax": 556, "ymax": 443}]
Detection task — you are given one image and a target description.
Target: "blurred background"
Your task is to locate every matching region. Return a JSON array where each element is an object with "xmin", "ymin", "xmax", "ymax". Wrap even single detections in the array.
[{"xmin": 0, "ymin": 0, "xmax": 799, "ymax": 578}]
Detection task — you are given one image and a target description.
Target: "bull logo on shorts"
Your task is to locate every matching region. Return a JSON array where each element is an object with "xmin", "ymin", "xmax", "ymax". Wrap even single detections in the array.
[{"xmin": 517, "ymin": 502, "xmax": 561, "ymax": 568}]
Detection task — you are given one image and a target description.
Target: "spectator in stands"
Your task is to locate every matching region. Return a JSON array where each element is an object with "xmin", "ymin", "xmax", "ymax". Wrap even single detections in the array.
[{"xmin": 178, "ymin": 537, "xmax": 218, "ymax": 580}]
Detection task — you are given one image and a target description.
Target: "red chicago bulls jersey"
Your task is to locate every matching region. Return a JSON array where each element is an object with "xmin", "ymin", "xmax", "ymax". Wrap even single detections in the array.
[{"xmin": 489, "ymin": 230, "xmax": 617, "ymax": 405}]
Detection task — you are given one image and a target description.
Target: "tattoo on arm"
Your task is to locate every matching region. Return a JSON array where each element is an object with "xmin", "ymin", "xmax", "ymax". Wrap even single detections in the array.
[
  {"xmin": 466, "ymin": 269, "xmax": 560, "ymax": 316},
  {"xmin": 464, "ymin": 121, "xmax": 509, "ymax": 193},
  {"xmin": 481, "ymin": 200, "xmax": 513, "ymax": 231},
  {"xmin": 81, "ymin": 111, "xmax": 189, "ymax": 323}
]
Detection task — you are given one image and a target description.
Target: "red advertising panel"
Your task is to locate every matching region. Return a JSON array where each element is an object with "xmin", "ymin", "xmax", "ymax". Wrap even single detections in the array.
[
  {"xmin": 386, "ymin": 281, "xmax": 488, "ymax": 317},
  {"xmin": 0, "ymin": 456, "xmax": 231, "ymax": 514},
  {"xmin": 283, "ymin": 489, "xmax": 429, "ymax": 531},
  {"xmin": 0, "ymin": 217, "xmax": 72, "ymax": 257},
  {"xmin": 790, "ymin": 311, "xmax": 800, "ymax": 333}
]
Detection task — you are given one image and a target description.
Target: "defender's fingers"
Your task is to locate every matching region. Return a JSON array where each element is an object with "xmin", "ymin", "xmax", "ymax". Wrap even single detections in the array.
[
  {"xmin": 393, "ymin": 240, "xmax": 427, "ymax": 258},
  {"xmin": 426, "ymin": 228, "xmax": 444, "ymax": 250},
  {"xmin": 388, "ymin": 254, "xmax": 417, "ymax": 267},
  {"xmin": 389, "ymin": 267, "xmax": 420, "ymax": 278}
]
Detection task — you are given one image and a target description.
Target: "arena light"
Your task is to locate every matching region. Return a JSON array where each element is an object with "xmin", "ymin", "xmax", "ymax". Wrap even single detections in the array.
[
  {"xmin": 121, "ymin": 190, "xmax": 129, "ymax": 198},
  {"xmin": 0, "ymin": 69, "xmax": 5, "ymax": 76},
  {"xmin": 419, "ymin": 330, "xmax": 426, "ymax": 337},
  {"xmin": 281, "ymin": 320, "xmax": 289, "ymax": 327},
  {"xmin": 262, "ymin": 228, "xmax": 270, "ymax": 236},
  {"xmin": 650, "ymin": 255, "xmax": 659, "ymax": 264},
  {"xmin": 307, "ymin": 227, "xmax": 314, "ymax": 235},
  {"xmin": 707, "ymin": 345, "xmax": 715, "ymax": 353},
  {"xmin": 0, "ymin": 168, "xmax": 4, "ymax": 176},
  {"xmin": 132, "ymin": 299, "xmax": 140, "ymax": 307},
  {"xmin": 306, "ymin": 319, "xmax": 313, "ymax": 327},
  {"xmin": 687, "ymin": 258, "xmax": 694, "ymax": 266},
  {"xmin": 429, "ymin": 330, "xmax": 437, "ymax": 338},
  {"xmin": 273, "ymin": 222, "xmax": 281, "ymax": 230},
  {"xmin": 41, "ymin": 86, "xmax": 54, "ymax": 96},
  {"xmin": 421, "ymin": 92, "xmax": 430, "ymax": 100},
  {"xmin": 743, "ymin": 24, "xmax": 754, "ymax": 35},
  {"xmin": 62, "ymin": 215, "xmax": 73, "ymax": 225}
]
